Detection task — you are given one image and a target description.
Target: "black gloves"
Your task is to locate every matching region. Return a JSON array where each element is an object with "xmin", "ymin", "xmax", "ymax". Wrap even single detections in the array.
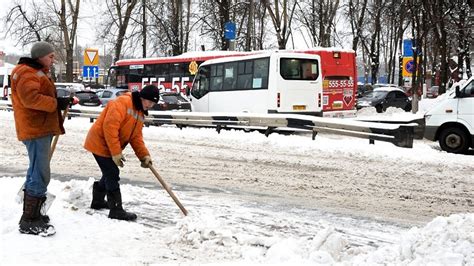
[{"xmin": 57, "ymin": 97, "xmax": 72, "ymax": 110}]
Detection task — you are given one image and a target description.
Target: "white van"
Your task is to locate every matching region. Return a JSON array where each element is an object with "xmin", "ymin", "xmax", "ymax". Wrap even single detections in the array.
[
  {"xmin": 424, "ymin": 76, "xmax": 474, "ymax": 153},
  {"xmin": 1, "ymin": 63, "xmax": 15, "ymax": 99}
]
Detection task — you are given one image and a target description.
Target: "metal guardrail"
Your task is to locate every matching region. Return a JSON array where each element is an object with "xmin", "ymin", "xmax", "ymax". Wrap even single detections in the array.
[{"xmin": 0, "ymin": 101, "xmax": 420, "ymax": 148}]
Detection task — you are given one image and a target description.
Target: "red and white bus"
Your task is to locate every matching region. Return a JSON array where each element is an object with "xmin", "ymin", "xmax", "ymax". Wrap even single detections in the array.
[
  {"xmin": 107, "ymin": 48, "xmax": 357, "ymax": 117},
  {"xmin": 107, "ymin": 51, "xmax": 251, "ymax": 93}
]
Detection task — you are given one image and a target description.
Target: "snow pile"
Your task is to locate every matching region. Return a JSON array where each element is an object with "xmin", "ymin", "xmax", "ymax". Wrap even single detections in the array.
[
  {"xmin": 1, "ymin": 176, "xmax": 472, "ymax": 265},
  {"xmin": 351, "ymin": 214, "xmax": 474, "ymax": 265}
]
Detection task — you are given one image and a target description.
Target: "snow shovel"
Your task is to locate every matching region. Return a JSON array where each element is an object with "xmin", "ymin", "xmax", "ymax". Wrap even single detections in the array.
[
  {"xmin": 49, "ymin": 105, "xmax": 69, "ymax": 160},
  {"xmin": 16, "ymin": 105, "xmax": 70, "ymax": 214},
  {"xmin": 149, "ymin": 165, "xmax": 188, "ymax": 216}
]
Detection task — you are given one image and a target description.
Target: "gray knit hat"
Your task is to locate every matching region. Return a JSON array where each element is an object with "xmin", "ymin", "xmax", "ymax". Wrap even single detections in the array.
[{"xmin": 31, "ymin": 41, "xmax": 55, "ymax": 59}]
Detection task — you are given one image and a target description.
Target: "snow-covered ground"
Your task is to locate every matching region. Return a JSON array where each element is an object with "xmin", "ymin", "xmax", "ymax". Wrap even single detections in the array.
[{"xmin": 0, "ymin": 100, "xmax": 473, "ymax": 264}]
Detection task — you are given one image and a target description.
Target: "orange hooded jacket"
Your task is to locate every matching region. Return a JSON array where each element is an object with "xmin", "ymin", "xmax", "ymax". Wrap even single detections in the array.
[
  {"xmin": 10, "ymin": 58, "xmax": 64, "ymax": 141},
  {"xmin": 84, "ymin": 92, "xmax": 150, "ymax": 159}
]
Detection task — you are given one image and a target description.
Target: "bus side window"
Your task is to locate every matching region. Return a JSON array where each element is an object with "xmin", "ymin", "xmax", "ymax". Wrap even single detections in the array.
[
  {"xmin": 253, "ymin": 58, "xmax": 269, "ymax": 89},
  {"xmin": 223, "ymin": 62, "xmax": 237, "ymax": 90},
  {"xmin": 155, "ymin": 64, "xmax": 169, "ymax": 77},
  {"xmin": 237, "ymin": 60, "xmax": 253, "ymax": 90},
  {"xmin": 211, "ymin": 77, "xmax": 223, "ymax": 91},
  {"xmin": 210, "ymin": 64, "xmax": 223, "ymax": 91}
]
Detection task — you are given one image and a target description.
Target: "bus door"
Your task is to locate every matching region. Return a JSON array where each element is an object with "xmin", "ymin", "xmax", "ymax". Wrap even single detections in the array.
[
  {"xmin": 275, "ymin": 56, "xmax": 322, "ymax": 115},
  {"xmin": 190, "ymin": 66, "xmax": 210, "ymax": 112}
]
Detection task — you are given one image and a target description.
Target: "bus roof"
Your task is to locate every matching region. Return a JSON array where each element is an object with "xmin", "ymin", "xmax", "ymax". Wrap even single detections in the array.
[
  {"xmin": 198, "ymin": 50, "xmax": 322, "ymax": 66},
  {"xmin": 114, "ymin": 48, "xmax": 355, "ymax": 67},
  {"xmin": 115, "ymin": 51, "xmax": 253, "ymax": 66}
]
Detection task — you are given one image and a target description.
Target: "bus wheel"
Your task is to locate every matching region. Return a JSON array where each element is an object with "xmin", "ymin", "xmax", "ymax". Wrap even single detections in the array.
[{"xmin": 439, "ymin": 127, "xmax": 469, "ymax": 154}]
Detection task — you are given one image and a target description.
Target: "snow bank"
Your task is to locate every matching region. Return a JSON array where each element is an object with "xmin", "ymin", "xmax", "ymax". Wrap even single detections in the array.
[{"xmin": 1, "ymin": 177, "xmax": 472, "ymax": 265}]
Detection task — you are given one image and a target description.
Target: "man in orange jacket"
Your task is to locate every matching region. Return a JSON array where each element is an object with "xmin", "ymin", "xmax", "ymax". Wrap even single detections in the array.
[
  {"xmin": 84, "ymin": 85, "xmax": 159, "ymax": 221},
  {"xmin": 11, "ymin": 41, "xmax": 71, "ymax": 236}
]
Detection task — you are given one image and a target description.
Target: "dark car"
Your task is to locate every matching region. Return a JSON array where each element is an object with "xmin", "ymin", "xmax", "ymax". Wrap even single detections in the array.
[
  {"xmin": 75, "ymin": 91, "xmax": 101, "ymax": 106},
  {"xmin": 356, "ymin": 87, "xmax": 412, "ymax": 113},
  {"xmin": 151, "ymin": 93, "xmax": 191, "ymax": 111}
]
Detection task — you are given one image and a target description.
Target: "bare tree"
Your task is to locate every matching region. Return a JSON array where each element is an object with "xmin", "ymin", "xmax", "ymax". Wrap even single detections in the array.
[
  {"xmin": 4, "ymin": 2, "xmax": 55, "ymax": 46},
  {"xmin": 48, "ymin": 0, "xmax": 81, "ymax": 82},
  {"xmin": 147, "ymin": 0, "xmax": 191, "ymax": 56},
  {"xmin": 197, "ymin": 0, "xmax": 231, "ymax": 51},
  {"xmin": 347, "ymin": 0, "xmax": 368, "ymax": 52},
  {"xmin": 368, "ymin": 0, "xmax": 385, "ymax": 84},
  {"xmin": 4, "ymin": 0, "xmax": 81, "ymax": 82},
  {"xmin": 98, "ymin": 0, "xmax": 139, "ymax": 63},
  {"xmin": 262, "ymin": 0, "xmax": 297, "ymax": 49}
]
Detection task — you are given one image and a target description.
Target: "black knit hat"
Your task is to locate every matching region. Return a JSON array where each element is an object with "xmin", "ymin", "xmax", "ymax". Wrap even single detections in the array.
[
  {"xmin": 31, "ymin": 41, "xmax": 55, "ymax": 59},
  {"xmin": 140, "ymin": 85, "xmax": 160, "ymax": 103}
]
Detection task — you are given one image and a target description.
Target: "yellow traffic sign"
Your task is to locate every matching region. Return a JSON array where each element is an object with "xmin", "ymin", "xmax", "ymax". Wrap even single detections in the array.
[
  {"xmin": 402, "ymin": 57, "xmax": 420, "ymax": 77},
  {"xmin": 84, "ymin": 48, "xmax": 99, "ymax": 66}
]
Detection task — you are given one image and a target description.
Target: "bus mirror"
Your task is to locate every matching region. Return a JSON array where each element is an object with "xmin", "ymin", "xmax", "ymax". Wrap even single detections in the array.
[{"xmin": 185, "ymin": 86, "xmax": 190, "ymax": 96}]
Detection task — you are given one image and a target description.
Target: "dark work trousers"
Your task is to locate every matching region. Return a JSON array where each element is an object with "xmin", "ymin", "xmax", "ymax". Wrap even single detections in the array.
[{"xmin": 93, "ymin": 154, "xmax": 120, "ymax": 192}]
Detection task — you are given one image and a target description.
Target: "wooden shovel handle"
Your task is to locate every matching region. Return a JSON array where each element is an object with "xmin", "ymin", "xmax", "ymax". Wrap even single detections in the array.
[{"xmin": 149, "ymin": 164, "xmax": 188, "ymax": 216}]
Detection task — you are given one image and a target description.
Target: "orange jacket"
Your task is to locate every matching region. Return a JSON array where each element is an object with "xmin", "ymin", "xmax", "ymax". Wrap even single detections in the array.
[
  {"xmin": 84, "ymin": 93, "xmax": 150, "ymax": 159},
  {"xmin": 10, "ymin": 59, "xmax": 64, "ymax": 141}
]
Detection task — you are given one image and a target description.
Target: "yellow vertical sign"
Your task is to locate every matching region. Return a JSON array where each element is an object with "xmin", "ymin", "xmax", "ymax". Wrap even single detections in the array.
[
  {"xmin": 402, "ymin": 57, "xmax": 421, "ymax": 77},
  {"xmin": 84, "ymin": 48, "xmax": 99, "ymax": 66}
]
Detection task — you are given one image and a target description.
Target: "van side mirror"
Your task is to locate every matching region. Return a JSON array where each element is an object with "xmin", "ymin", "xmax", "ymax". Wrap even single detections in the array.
[{"xmin": 455, "ymin": 85, "xmax": 461, "ymax": 97}]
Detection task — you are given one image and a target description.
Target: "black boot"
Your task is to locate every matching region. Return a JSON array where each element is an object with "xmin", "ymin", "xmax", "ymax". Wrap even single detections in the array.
[
  {"xmin": 22, "ymin": 190, "xmax": 50, "ymax": 222},
  {"xmin": 19, "ymin": 193, "xmax": 55, "ymax": 236},
  {"xmin": 90, "ymin": 181, "xmax": 109, "ymax": 210},
  {"xmin": 107, "ymin": 189, "xmax": 137, "ymax": 221}
]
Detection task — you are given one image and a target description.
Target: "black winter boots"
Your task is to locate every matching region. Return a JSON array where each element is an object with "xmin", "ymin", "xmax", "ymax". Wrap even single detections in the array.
[
  {"xmin": 90, "ymin": 181, "xmax": 109, "ymax": 210},
  {"xmin": 107, "ymin": 189, "xmax": 137, "ymax": 221},
  {"xmin": 19, "ymin": 193, "xmax": 55, "ymax": 236}
]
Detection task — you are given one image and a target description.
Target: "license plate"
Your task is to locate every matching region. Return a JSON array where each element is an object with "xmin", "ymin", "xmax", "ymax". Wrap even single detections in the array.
[{"xmin": 293, "ymin": 105, "xmax": 306, "ymax": 110}]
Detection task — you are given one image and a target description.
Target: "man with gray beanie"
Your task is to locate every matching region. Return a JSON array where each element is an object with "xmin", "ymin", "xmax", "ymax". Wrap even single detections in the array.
[{"xmin": 10, "ymin": 41, "xmax": 71, "ymax": 236}]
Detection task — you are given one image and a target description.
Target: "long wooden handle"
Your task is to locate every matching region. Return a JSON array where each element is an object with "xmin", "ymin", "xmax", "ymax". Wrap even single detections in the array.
[
  {"xmin": 149, "ymin": 164, "xmax": 188, "ymax": 216},
  {"xmin": 49, "ymin": 106, "xmax": 69, "ymax": 161}
]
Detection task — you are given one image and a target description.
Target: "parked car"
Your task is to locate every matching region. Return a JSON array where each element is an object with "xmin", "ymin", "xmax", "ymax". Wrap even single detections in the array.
[
  {"xmin": 356, "ymin": 87, "xmax": 412, "ymax": 113},
  {"xmin": 151, "ymin": 93, "xmax": 191, "ymax": 111},
  {"xmin": 99, "ymin": 88, "xmax": 129, "ymax": 107},
  {"xmin": 426, "ymin": 86, "xmax": 439, "ymax": 98},
  {"xmin": 75, "ymin": 90, "xmax": 101, "ymax": 106}
]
